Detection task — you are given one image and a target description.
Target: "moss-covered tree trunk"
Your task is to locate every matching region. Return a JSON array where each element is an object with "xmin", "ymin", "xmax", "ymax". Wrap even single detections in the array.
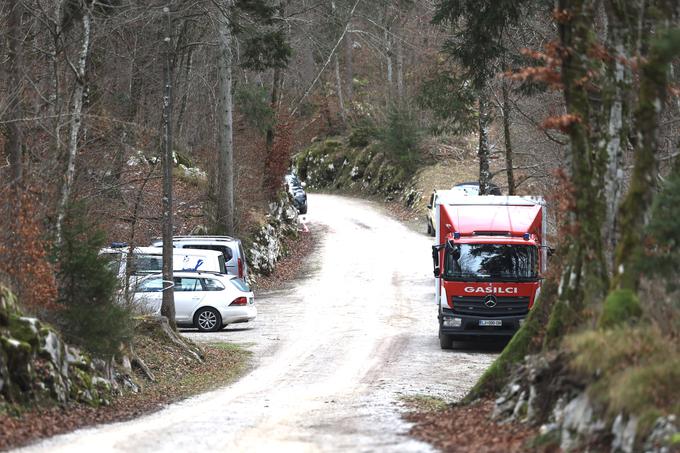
[
  {"xmin": 468, "ymin": 0, "xmax": 614, "ymax": 398},
  {"xmin": 612, "ymin": 19, "xmax": 680, "ymax": 292},
  {"xmin": 543, "ymin": 0, "xmax": 610, "ymax": 346}
]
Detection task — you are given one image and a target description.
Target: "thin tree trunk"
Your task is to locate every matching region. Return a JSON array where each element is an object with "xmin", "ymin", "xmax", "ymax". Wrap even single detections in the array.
[
  {"xmin": 344, "ymin": 28, "xmax": 353, "ymax": 101},
  {"xmin": 501, "ymin": 78, "xmax": 515, "ymax": 195},
  {"xmin": 160, "ymin": 5, "xmax": 176, "ymax": 328},
  {"xmin": 477, "ymin": 89, "xmax": 492, "ymax": 195},
  {"xmin": 266, "ymin": 66, "xmax": 281, "ymax": 149},
  {"xmin": 56, "ymin": 9, "xmax": 92, "ymax": 245},
  {"xmin": 395, "ymin": 32, "xmax": 404, "ymax": 104},
  {"xmin": 217, "ymin": 0, "xmax": 235, "ymax": 235},
  {"xmin": 4, "ymin": 0, "xmax": 23, "ymax": 187},
  {"xmin": 385, "ymin": 26, "xmax": 393, "ymax": 104},
  {"xmin": 175, "ymin": 48, "xmax": 194, "ymax": 139},
  {"xmin": 51, "ymin": 0, "xmax": 65, "ymax": 168},
  {"xmin": 334, "ymin": 53, "xmax": 347, "ymax": 125}
]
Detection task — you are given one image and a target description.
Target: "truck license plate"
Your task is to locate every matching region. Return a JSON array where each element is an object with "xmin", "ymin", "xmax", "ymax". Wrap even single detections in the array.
[{"xmin": 479, "ymin": 320, "xmax": 502, "ymax": 327}]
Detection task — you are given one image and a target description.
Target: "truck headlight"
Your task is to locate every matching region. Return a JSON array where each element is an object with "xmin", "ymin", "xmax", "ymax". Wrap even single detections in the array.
[{"xmin": 443, "ymin": 317, "xmax": 462, "ymax": 328}]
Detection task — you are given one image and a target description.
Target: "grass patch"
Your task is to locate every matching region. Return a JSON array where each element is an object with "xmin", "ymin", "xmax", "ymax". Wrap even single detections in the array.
[
  {"xmin": 401, "ymin": 394, "xmax": 448, "ymax": 412},
  {"xmin": 564, "ymin": 325, "xmax": 679, "ymax": 437}
]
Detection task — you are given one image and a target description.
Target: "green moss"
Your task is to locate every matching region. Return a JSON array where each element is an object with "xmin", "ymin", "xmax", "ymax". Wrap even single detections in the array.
[
  {"xmin": 7, "ymin": 316, "xmax": 39, "ymax": 348},
  {"xmin": 670, "ymin": 433, "xmax": 680, "ymax": 446},
  {"xmin": 400, "ymin": 394, "xmax": 448, "ymax": 412},
  {"xmin": 526, "ymin": 429, "xmax": 561, "ymax": 450},
  {"xmin": 599, "ymin": 289, "xmax": 642, "ymax": 328}
]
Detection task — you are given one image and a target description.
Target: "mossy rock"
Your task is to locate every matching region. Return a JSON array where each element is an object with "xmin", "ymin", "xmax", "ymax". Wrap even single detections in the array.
[{"xmin": 599, "ymin": 289, "xmax": 642, "ymax": 328}]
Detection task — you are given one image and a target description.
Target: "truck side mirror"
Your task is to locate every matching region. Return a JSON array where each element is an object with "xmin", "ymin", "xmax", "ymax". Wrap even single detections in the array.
[{"xmin": 431, "ymin": 245, "xmax": 441, "ymax": 276}]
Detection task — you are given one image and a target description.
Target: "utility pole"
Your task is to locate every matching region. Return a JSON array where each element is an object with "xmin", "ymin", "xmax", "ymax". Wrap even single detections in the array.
[{"xmin": 160, "ymin": 4, "xmax": 176, "ymax": 328}]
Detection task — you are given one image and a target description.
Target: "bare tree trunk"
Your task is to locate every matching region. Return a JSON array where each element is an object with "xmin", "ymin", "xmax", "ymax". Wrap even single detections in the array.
[
  {"xmin": 50, "ymin": 0, "xmax": 65, "ymax": 167},
  {"xmin": 334, "ymin": 53, "xmax": 347, "ymax": 125},
  {"xmin": 395, "ymin": 32, "xmax": 404, "ymax": 104},
  {"xmin": 56, "ymin": 8, "xmax": 92, "ymax": 245},
  {"xmin": 385, "ymin": 27, "xmax": 393, "ymax": 92},
  {"xmin": 602, "ymin": 0, "xmax": 630, "ymax": 268},
  {"xmin": 160, "ymin": 5, "xmax": 176, "ymax": 328},
  {"xmin": 175, "ymin": 48, "xmax": 194, "ymax": 139},
  {"xmin": 266, "ymin": 65, "xmax": 281, "ymax": 149},
  {"xmin": 4, "ymin": 0, "xmax": 23, "ymax": 187},
  {"xmin": 501, "ymin": 79, "xmax": 515, "ymax": 195},
  {"xmin": 344, "ymin": 28, "xmax": 353, "ymax": 101},
  {"xmin": 331, "ymin": 0, "xmax": 347, "ymax": 126},
  {"xmin": 216, "ymin": 0, "xmax": 235, "ymax": 235},
  {"xmin": 478, "ymin": 89, "xmax": 492, "ymax": 195}
]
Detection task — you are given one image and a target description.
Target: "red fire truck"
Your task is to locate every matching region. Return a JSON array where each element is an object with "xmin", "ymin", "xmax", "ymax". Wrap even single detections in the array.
[{"xmin": 431, "ymin": 194, "xmax": 548, "ymax": 349}]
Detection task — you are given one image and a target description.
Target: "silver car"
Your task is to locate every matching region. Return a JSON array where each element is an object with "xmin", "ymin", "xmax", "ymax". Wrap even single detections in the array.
[
  {"xmin": 133, "ymin": 272, "xmax": 256, "ymax": 332},
  {"xmin": 151, "ymin": 236, "xmax": 248, "ymax": 279}
]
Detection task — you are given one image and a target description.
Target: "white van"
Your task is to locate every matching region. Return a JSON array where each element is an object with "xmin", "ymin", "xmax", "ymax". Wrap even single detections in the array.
[{"xmin": 101, "ymin": 246, "xmax": 227, "ymax": 280}]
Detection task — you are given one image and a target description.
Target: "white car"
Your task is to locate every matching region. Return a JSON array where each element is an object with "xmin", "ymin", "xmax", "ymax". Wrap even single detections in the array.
[{"xmin": 132, "ymin": 272, "xmax": 256, "ymax": 332}]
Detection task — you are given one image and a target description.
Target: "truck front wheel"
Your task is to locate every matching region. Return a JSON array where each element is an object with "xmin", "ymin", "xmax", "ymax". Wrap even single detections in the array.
[{"xmin": 439, "ymin": 329, "xmax": 453, "ymax": 350}]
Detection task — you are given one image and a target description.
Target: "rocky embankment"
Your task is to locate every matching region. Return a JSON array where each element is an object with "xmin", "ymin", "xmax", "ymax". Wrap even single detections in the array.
[
  {"xmin": 293, "ymin": 138, "xmax": 421, "ymax": 207},
  {"xmin": 0, "ymin": 286, "xmax": 118, "ymax": 409},
  {"xmin": 245, "ymin": 191, "xmax": 301, "ymax": 278},
  {"xmin": 492, "ymin": 337, "xmax": 679, "ymax": 452}
]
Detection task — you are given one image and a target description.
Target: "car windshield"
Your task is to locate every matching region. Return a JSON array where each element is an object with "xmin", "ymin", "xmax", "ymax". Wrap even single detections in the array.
[{"xmin": 444, "ymin": 243, "xmax": 538, "ymax": 281}]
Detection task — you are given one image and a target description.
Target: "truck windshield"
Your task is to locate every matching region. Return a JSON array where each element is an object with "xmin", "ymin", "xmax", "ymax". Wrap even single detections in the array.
[{"xmin": 444, "ymin": 244, "xmax": 538, "ymax": 281}]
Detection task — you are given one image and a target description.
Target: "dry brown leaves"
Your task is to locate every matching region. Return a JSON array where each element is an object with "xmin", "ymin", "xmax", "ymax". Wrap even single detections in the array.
[
  {"xmin": 0, "ymin": 344, "xmax": 247, "ymax": 450},
  {"xmin": 406, "ymin": 399, "xmax": 540, "ymax": 453}
]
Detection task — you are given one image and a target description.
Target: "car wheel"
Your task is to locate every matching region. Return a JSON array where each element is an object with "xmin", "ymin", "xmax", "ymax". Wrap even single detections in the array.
[
  {"xmin": 439, "ymin": 329, "xmax": 454, "ymax": 350},
  {"xmin": 195, "ymin": 307, "xmax": 222, "ymax": 332},
  {"xmin": 299, "ymin": 205, "xmax": 308, "ymax": 215}
]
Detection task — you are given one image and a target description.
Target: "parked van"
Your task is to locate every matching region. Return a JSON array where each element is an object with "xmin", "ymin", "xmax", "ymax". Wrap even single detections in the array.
[
  {"xmin": 100, "ymin": 246, "xmax": 227, "ymax": 280},
  {"xmin": 150, "ymin": 236, "xmax": 248, "ymax": 279}
]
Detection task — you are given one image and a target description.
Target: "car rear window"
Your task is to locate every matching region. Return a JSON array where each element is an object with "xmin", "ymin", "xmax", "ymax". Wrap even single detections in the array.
[
  {"xmin": 201, "ymin": 278, "xmax": 225, "ymax": 291},
  {"xmin": 230, "ymin": 278, "xmax": 251, "ymax": 292},
  {"xmin": 179, "ymin": 244, "xmax": 233, "ymax": 261}
]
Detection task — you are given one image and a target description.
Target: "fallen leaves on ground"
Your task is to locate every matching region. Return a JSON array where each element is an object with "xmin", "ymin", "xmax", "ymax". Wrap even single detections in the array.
[
  {"xmin": 406, "ymin": 399, "xmax": 540, "ymax": 453},
  {"xmin": 0, "ymin": 343, "xmax": 249, "ymax": 450}
]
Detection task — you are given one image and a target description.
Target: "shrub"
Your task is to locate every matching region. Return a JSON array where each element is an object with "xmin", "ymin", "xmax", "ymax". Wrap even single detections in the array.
[
  {"xmin": 378, "ymin": 106, "xmax": 422, "ymax": 172},
  {"xmin": 55, "ymin": 204, "xmax": 134, "ymax": 359},
  {"xmin": 234, "ymin": 83, "xmax": 275, "ymax": 133},
  {"xmin": 348, "ymin": 123, "xmax": 378, "ymax": 148},
  {"xmin": 599, "ymin": 289, "xmax": 642, "ymax": 328}
]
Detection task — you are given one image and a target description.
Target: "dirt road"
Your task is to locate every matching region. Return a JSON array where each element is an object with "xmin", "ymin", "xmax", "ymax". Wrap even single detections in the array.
[{"xmin": 24, "ymin": 194, "xmax": 498, "ymax": 452}]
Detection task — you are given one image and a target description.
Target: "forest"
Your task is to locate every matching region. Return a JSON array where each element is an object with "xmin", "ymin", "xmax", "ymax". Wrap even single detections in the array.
[{"xmin": 1, "ymin": 0, "xmax": 679, "ymax": 451}]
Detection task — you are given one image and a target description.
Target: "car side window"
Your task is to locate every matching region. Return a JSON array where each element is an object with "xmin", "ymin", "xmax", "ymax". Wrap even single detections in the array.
[
  {"xmin": 138, "ymin": 277, "xmax": 163, "ymax": 292},
  {"xmin": 201, "ymin": 278, "xmax": 225, "ymax": 291},
  {"xmin": 174, "ymin": 277, "xmax": 201, "ymax": 291}
]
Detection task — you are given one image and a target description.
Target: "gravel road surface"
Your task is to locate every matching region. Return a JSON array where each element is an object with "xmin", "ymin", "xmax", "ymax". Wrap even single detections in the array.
[{"xmin": 23, "ymin": 194, "xmax": 499, "ymax": 453}]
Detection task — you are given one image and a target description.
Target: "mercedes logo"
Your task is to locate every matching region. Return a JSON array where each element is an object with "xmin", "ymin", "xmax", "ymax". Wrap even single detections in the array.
[{"xmin": 484, "ymin": 295, "xmax": 497, "ymax": 308}]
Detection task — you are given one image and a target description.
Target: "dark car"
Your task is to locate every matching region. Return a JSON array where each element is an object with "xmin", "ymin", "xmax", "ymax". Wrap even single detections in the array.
[
  {"xmin": 285, "ymin": 174, "xmax": 308, "ymax": 214},
  {"xmin": 452, "ymin": 181, "xmax": 503, "ymax": 196}
]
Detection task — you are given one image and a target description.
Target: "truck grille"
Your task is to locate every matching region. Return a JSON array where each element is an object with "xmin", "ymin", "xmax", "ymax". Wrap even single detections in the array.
[{"xmin": 451, "ymin": 296, "xmax": 530, "ymax": 317}]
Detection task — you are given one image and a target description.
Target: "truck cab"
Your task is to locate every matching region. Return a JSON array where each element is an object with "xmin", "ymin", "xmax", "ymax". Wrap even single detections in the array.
[{"xmin": 432, "ymin": 195, "xmax": 547, "ymax": 349}]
